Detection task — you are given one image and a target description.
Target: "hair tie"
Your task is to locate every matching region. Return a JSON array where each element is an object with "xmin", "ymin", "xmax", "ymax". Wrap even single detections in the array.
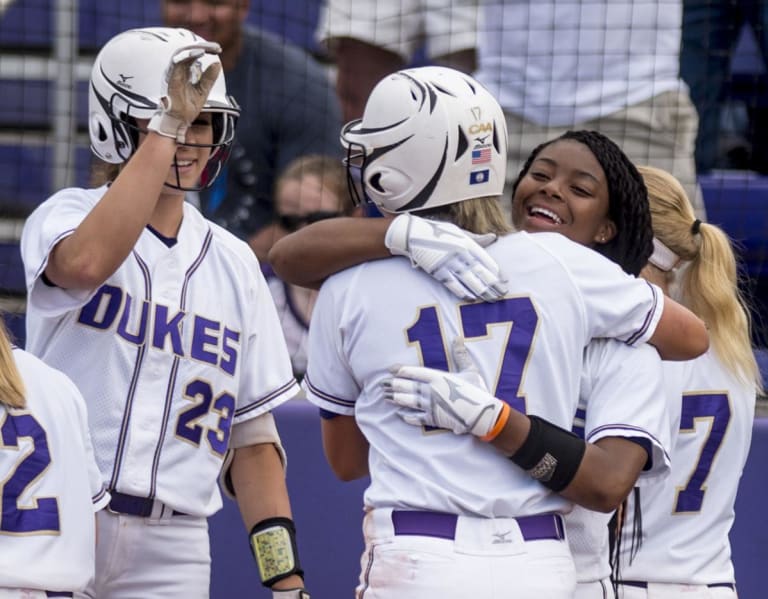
[{"xmin": 691, "ymin": 219, "xmax": 702, "ymax": 235}]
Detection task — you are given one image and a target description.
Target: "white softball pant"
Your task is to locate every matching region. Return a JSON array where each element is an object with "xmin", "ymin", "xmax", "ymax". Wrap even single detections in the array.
[
  {"xmin": 356, "ymin": 508, "xmax": 576, "ymax": 599},
  {"xmin": 75, "ymin": 508, "xmax": 210, "ymax": 599}
]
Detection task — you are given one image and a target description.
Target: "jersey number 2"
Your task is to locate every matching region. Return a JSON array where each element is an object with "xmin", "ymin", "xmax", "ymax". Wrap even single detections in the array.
[
  {"xmin": 406, "ymin": 297, "xmax": 538, "ymax": 414},
  {"xmin": 0, "ymin": 412, "xmax": 61, "ymax": 534}
]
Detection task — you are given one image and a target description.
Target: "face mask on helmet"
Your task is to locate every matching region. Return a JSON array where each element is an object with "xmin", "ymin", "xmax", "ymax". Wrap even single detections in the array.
[
  {"xmin": 88, "ymin": 27, "xmax": 240, "ymax": 192},
  {"xmin": 340, "ymin": 66, "xmax": 507, "ymax": 214}
]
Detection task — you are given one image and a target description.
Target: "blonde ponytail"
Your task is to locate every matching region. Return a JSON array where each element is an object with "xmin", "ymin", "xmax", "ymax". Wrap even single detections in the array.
[{"xmin": 639, "ymin": 166, "xmax": 762, "ymax": 393}]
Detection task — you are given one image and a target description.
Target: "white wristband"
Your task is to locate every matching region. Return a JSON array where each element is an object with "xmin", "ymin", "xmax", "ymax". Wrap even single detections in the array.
[
  {"xmin": 384, "ymin": 214, "xmax": 412, "ymax": 258},
  {"xmin": 148, "ymin": 103, "xmax": 188, "ymax": 144}
]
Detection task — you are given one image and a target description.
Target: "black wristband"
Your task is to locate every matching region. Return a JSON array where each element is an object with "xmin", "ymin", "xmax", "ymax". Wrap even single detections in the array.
[
  {"xmin": 249, "ymin": 517, "xmax": 304, "ymax": 588},
  {"xmin": 509, "ymin": 415, "xmax": 587, "ymax": 492}
]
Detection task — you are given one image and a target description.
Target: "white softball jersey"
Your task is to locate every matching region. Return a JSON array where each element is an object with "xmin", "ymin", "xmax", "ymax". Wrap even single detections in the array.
[
  {"xmin": 566, "ymin": 339, "xmax": 673, "ymax": 584},
  {"xmin": 618, "ymin": 350, "xmax": 756, "ymax": 586},
  {"xmin": 20, "ymin": 186, "xmax": 299, "ymax": 517},
  {"xmin": 304, "ymin": 231, "xmax": 665, "ymax": 518},
  {"xmin": 0, "ymin": 348, "xmax": 108, "ymax": 592}
]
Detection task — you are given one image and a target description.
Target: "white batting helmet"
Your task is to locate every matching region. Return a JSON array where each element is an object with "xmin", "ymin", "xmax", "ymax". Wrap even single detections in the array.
[
  {"xmin": 88, "ymin": 27, "xmax": 240, "ymax": 190},
  {"xmin": 341, "ymin": 66, "xmax": 507, "ymax": 214}
]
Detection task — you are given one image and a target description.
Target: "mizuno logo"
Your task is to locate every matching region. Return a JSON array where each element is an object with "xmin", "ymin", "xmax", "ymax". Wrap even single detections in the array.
[{"xmin": 492, "ymin": 531, "xmax": 512, "ymax": 544}]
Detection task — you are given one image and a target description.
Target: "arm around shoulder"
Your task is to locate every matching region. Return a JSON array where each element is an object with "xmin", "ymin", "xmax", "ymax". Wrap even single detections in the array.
[
  {"xmin": 268, "ymin": 217, "xmax": 391, "ymax": 288},
  {"xmin": 648, "ymin": 295, "xmax": 709, "ymax": 361}
]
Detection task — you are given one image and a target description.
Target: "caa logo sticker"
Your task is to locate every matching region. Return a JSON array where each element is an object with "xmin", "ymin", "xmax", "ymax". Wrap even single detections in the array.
[
  {"xmin": 469, "ymin": 122, "xmax": 493, "ymax": 134},
  {"xmin": 469, "ymin": 169, "xmax": 490, "ymax": 185}
]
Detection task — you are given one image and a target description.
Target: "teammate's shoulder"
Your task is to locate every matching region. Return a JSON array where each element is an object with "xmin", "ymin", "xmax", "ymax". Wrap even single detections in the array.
[{"xmin": 13, "ymin": 347, "xmax": 69, "ymax": 380}]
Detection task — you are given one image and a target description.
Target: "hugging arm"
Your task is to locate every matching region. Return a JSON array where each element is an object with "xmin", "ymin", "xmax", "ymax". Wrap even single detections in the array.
[
  {"xmin": 384, "ymin": 340, "xmax": 650, "ymax": 512},
  {"xmin": 268, "ymin": 213, "xmax": 507, "ymax": 301},
  {"xmin": 647, "ymin": 296, "xmax": 708, "ymax": 360}
]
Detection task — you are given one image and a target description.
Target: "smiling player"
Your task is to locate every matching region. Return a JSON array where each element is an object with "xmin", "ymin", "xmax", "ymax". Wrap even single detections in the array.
[{"xmin": 20, "ymin": 27, "xmax": 308, "ymax": 599}]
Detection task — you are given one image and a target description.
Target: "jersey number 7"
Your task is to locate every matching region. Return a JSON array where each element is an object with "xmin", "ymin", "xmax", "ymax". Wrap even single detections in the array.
[
  {"xmin": 406, "ymin": 297, "xmax": 538, "ymax": 415},
  {"xmin": 673, "ymin": 392, "xmax": 731, "ymax": 514}
]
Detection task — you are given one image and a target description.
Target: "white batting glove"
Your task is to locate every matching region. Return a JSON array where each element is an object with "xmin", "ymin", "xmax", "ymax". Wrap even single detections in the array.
[
  {"xmin": 383, "ymin": 339, "xmax": 506, "ymax": 439},
  {"xmin": 385, "ymin": 213, "xmax": 508, "ymax": 302},
  {"xmin": 148, "ymin": 42, "xmax": 222, "ymax": 143}
]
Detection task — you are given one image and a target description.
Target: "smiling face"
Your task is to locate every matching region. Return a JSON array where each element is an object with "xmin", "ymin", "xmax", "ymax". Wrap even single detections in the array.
[
  {"xmin": 511, "ymin": 139, "xmax": 617, "ymax": 247},
  {"xmin": 136, "ymin": 114, "xmax": 214, "ymax": 194}
]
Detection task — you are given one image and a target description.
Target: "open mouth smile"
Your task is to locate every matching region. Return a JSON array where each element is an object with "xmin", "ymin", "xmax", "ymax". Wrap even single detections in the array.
[{"xmin": 527, "ymin": 204, "xmax": 565, "ymax": 225}]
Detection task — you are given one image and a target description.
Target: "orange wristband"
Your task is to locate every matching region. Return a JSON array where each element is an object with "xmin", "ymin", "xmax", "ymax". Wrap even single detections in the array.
[{"xmin": 480, "ymin": 402, "xmax": 511, "ymax": 442}]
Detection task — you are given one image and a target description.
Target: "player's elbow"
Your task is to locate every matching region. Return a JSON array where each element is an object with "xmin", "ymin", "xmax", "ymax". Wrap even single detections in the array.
[
  {"xmin": 47, "ymin": 252, "xmax": 110, "ymax": 290},
  {"xmin": 327, "ymin": 455, "xmax": 369, "ymax": 482},
  {"xmin": 267, "ymin": 237, "xmax": 318, "ymax": 288},
  {"xmin": 563, "ymin": 439, "xmax": 645, "ymax": 512},
  {"xmin": 577, "ymin": 486, "xmax": 629, "ymax": 513},
  {"xmin": 651, "ymin": 302, "xmax": 709, "ymax": 361}
]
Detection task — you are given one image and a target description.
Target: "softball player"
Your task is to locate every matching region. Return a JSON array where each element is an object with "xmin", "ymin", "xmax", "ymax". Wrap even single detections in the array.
[
  {"xmin": 20, "ymin": 28, "xmax": 307, "ymax": 598},
  {"xmin": 0, "ymin": 319, "xmax": 108, "ymax": 598},
  {"xmin": 299, "ymin": 66, "xmax": 691, "ymax": 599},
  {"xmin": 612, "ymin": 167, "xmax": 761, "ymax": 599}
]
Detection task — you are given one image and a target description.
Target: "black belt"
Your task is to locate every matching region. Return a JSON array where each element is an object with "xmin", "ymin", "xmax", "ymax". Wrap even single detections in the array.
[
  {"xmin": 45, "ymin": 594, "xmax": 73, "ymax": 598},
  {"xmin": 107, "ymin": 491, "xmax": 187, "ymax": 518},
  {"xmin": 390, "ymin": 510, "xmax": 565, "ymax": 542},
  {"xmin": 618, "ymin": 581, "xmax": 736, "ymax": 591}
]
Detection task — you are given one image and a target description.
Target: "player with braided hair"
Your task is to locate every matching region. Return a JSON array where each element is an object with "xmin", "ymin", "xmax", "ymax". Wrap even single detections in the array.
[
  {"xmin": 510, "ymin": 130, "xmax": 653, "ymax": 278},
  {"xmin": 269, "ymin": 127, "xmax": 702, "ymax": 358},
  {"xmin": 20, "ymin": 27, "xmax": 307, "ymax": 599},
  {"xmin": 611, "ymin": 166, "xmax": 761, "ymax": 599},
  {"xmin": 270, "ymin": 124, "xmax": 709, "ymax": 597},
  {"xmin": 282, "ymin": 66, "xmax": 706, "ymax": 598},
  {"xmin": 0, "ymin": 316, "xmax": 108, "ymax": 597}
]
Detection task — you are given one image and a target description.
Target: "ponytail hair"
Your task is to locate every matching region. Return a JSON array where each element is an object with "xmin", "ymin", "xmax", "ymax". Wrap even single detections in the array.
[
  {"xmin": 638, "ymin": 166, "xmax": 761, "ymax": 392},
  {"xmin": 0, "ymin": 317, "xmax": 25, "ymax": 409}
]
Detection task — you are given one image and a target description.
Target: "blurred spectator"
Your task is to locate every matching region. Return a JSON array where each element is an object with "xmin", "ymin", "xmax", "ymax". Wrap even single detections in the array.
[
  {"xmin": 475, "ymin": 1, "xmax": 706, "ymax": 220},
  {"xmin": 681, "ymin": 0, "xmax": 768, "ymax": 174},
  {"xmin": 316, "ymin": 0, "xmax": 478, "ymax": 121},
  {"xmin": 264, "ymin": 154, "xmax": 360, "ymax": 379},
  {"xmin": 161, "ymin": 0, "xmax": 343, "ymax": 247}
]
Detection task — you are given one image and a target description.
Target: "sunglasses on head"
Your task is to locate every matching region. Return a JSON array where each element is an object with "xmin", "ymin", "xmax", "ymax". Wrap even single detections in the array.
[{"xmin": 277, "ymin": 210, "xmax": 344, "ymax": 232}]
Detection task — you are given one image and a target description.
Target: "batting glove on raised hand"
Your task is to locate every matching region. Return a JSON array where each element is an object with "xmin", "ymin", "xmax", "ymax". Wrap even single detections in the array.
[
  {"xmin": 385, "ymin": 213, "xmax": 508, "ymax": 302},
  {"xmin": 148, "ymin": 42, "xmax": 222, "ymax": 143},
  {"xmin": 383, "ymin": 339, "xmax": 508, "ymax": 440}
]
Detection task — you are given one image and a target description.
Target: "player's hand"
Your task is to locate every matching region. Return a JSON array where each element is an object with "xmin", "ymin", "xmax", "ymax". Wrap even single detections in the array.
[
  {"xmin": 148, "ymin": 42, "xmax": 222, "ymax": 143},
  {"xmin": 383, "ymin": 338, "xmax": 505, "ymax": 439},
  {"xmin": 385, "ymin": 213, "xmax": 508, "ymax": 302}
]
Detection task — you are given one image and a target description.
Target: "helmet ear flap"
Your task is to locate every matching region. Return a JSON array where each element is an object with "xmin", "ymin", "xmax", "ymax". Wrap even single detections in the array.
[{"xmin": 89, "ymin": 112, "xmax": 134, "ymax": 164}]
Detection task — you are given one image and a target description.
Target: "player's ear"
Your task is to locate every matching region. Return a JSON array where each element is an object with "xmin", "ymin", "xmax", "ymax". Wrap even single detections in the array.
[{"xmin": 594, "ymin": 219, "xmax": 617, "ymax": 245}]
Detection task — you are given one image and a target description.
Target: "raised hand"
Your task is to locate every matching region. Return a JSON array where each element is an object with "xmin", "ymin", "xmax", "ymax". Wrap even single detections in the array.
[
  {"xmin": 385, "ymin": 213, "xmax": 508, "ymax": 302},
  {"xmin": 148, "ymin": 42, "xmax": 222, "ymax": 143}
]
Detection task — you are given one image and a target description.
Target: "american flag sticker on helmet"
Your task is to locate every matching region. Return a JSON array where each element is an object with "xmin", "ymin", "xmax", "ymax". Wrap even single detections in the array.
[
  {"xmin": 469, "ymin": 169, "xmax": 490, "ymax": 185},
  {"xmin": 472, "ymin": 147, "xmax": 491, "ymax": 164}
]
